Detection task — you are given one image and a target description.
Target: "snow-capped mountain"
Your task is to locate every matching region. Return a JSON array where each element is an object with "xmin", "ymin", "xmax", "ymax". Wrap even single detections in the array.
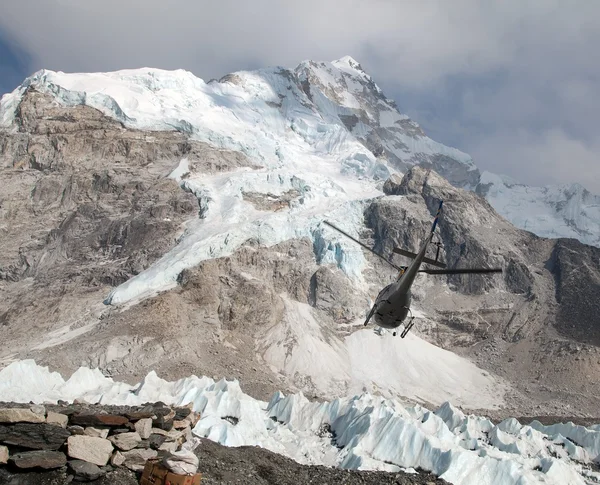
[
  {"xmin": 2, "ymin": 56, "xmax": 596, "ymax": 251},
  {"xmin": 477, "ymin": 172, "xmax": 600, "ymax": 247},
  {"xmin": 1, "ymin": 57, "xmax": 600, "ymax": 485}
]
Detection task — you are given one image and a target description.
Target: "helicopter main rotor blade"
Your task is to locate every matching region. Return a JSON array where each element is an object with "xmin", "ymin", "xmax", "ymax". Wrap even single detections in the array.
[
  {"xmin": 323, "ymin": 221, "xmax": 403, "ymax": 271},
  {"xmin": 419, "ymin": 268, "xmax": 503, "ymax": 275}
]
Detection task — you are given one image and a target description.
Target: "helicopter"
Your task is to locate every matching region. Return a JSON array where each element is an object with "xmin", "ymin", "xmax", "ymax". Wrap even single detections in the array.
[{"xmin": 324, "ymin": 200, "xmax": 502, "ymax": 337}]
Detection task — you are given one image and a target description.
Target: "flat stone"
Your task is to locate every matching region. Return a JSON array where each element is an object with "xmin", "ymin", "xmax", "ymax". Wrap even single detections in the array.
[
  {"xmin": 70, "ymin": 412, "xmax": 129, "ymax": 427},
  {"xmin": 0, "ymin": 445, "xmax": 8, "ymax": 464},
  {"xmin": 84, "ymin": 427, "xmax": 109, "ymax": 439},
  {"xmin": 68, "ymin": 459, "xmax": 106, "ymax": 481},
  {"xmin": 46, "ymin": 411, "xmax": 69, "ymax": 428},
  {"xmin": 0, "ymin": 408, "xmax": 46, "ymax": 424},
  {"xmin": 0, "ymin": 423, "xmax": 70, "ymax": 450},
  {"xmin": 9, "ymin": 450, "xmax": 67, "ymax": 469},
  {"xmin": 134, "ymin": 417, "xmax": 152, "ymax": 439},
  {"xmin": 67, "ymin": 435, "xmax": 113, "ymax": 466},
  {"xmin": 121, "ymin": 448, "xmax": 158, "ymax": 471},
  {"xmin": 109, "ymin": 431, "xmax": 142, "ymax": 451}
]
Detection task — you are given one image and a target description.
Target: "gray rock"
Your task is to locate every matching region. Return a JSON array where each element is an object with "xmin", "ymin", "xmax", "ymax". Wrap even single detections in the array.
[
  {"xmin": 109, "ymin": 431, "xmax": 142, "ymax": 451},
  {"xmin": 68, "ymin": 425, "xmax": 86, "ymax": 435},
  {"xmin": 9, "ymin": 450, "xmax": 67, "ymax": 469},
  {"xmin": 110, "ymin": 451, "xmax": 125, "ymax": 467},
  {"xmin": 121, "ymin": 448, "xmax": 158, "ymax": 471},
  {"xmin": 68, "ymin": 459, "xmax": 106, "ymax": 481},
  {"xmin": 134, "ymin": 417, "xmax": 152, "ymax": 439},
  {"xmin": 148, "ymin": 433, "xmax": 167, "ymax": 450},
  {"xmin": 382, "ymin": 173, "xmax": 404, "ymax": 195},
  {"xmin": 67, "ymin": 435, "xmax": 113, "ymax": 466},
  {"xmin": 0, "ymin": 422, "xmax": 70, "ymax": 450}
]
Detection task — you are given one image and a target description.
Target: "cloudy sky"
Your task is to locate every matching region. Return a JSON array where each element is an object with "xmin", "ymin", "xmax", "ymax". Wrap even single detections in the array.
[{"xmin": 1, "ymin": 0, "xmax": 598, "ymax": 192}]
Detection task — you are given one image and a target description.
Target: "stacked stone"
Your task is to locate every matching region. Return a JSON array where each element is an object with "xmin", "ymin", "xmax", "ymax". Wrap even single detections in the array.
[{"xmin": 0, "ymin": 402, "xmax": 200, "ymax": 482}]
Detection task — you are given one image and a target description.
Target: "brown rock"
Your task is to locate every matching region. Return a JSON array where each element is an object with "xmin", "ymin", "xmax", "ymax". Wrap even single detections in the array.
[
  {"xmin": 9, "ymin": 450, "xmax": 67, "ymax": 469},
  {"xmin": 71, "ymin": 412, "xmax": 129, "ymax": 427},
  {"xmin": 46, "ymin": 411, "xmax": 69, "ymax": 428},
  {"xmin": 0, "ymin": 423, "xmax": 70, "ymax": 450},
  {"xmin": 0, "ymin": 408, "xmax": 46, "ymax": 424},
  {"xmin": 0, "ymin": 445, "xmax": 8, "ymax": 464},
  {"xmin": 67, "ymin": 435, "xmax": 113, "ymax": 466}
]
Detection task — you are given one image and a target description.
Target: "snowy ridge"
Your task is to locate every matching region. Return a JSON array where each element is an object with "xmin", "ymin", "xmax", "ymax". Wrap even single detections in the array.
[
  {"xmin": 0, "ymin": 360, "xmax": 597, "ymax": 485},
  {"xmin": 479, "ymin": 172, "xmax": 600, "ymax": 247}
]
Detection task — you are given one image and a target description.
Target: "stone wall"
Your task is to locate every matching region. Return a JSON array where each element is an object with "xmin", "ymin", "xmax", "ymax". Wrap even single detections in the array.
[{"xmin": 0, "ymin": 402, "xmax": 200, "ymax": 482}]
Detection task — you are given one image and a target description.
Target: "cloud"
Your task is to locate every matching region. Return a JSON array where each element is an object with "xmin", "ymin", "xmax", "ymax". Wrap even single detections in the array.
[{"xmin": 0, "ymin": 0, "xmax": 598, "ymax": 192}]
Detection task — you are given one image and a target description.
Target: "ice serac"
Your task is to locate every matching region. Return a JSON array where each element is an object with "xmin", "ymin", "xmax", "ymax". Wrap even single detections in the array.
[{"xmin": 0, "ymin": 360, "xmax": 597, "ymax": 485}]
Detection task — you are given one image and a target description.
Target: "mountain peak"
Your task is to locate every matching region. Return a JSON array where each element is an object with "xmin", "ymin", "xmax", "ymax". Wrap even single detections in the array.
[{"xmin": 331, "ymin": 55, "xmax": 364, "ymax": 72}]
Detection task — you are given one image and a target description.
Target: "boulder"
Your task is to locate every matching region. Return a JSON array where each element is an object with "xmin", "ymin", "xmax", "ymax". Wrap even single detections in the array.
[
  {"xmin": 134, "ymin": 418, "xmax": 152, "ymax": 439},
  {"xmin": 0, "ymin": 408, "xmax": 46, "ymax": 424},
  {"xmin": 67, "ymin": 435, "xmax": 113, "ymax": 466},
  {"xmin": 68, "ymin": 459, "xmax": 106, "ymax": 481},
  {"xmin": 9, "ymin": 450, "xmax": 67, "ymax": 469},
  {"xmin": 46, "ymin": 411, "xmax": 69, "ymax": 428},
  {"xmin": 0, "ymin": 423, "xmax": 70, "ymax": 450},
  {"xmin": 121, "ymin": 448, "xmax": 158, "ymax": 471},
  {"xmin": 0, "ymin": 445, "xmax": 7, "ymax": 464},
  {"xmin": 109, "ymin": 432, "xmax": 142, "ymax": 451}
]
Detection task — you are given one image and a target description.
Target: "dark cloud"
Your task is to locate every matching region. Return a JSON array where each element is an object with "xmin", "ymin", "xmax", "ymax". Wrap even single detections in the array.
[
  {"xmin": 0, "ymin": 28, "xmax": 32, "ymax": 95},
  {"xmin": 1, "ymin": 0, "xmax": 599, "ymax": 191}
]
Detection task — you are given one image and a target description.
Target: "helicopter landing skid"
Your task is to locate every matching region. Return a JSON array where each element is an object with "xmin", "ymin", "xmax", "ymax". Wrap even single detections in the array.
[{"xmin": 400, "ymin": 308, "xmax": 415, "ymax": 338}]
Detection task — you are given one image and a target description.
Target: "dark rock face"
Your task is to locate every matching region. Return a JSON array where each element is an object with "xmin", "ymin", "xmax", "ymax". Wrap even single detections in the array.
[
  {"xmin": 0, "ymin": 423, "xmax": 70, "ymax": 450},
  {"xmin": 546, "ymin": 239, "xmax": 600, "ymax": 345},
  {"xmin": 9, "ymin": 450, "xmax": 67, "ymax": 470}
]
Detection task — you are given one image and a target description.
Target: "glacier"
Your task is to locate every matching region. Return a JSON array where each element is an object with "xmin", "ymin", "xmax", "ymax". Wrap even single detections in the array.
[{"xmin": 0, "ymin": 360, "xmax": 597, "ymax": 485}]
